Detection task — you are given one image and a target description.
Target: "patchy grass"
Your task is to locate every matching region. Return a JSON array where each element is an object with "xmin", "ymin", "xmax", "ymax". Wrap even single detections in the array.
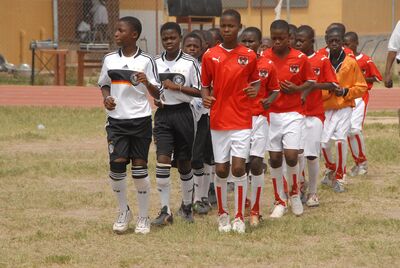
[{"xmin": 0, "ymin": 107, "xmax": 399, "ymax": 267}]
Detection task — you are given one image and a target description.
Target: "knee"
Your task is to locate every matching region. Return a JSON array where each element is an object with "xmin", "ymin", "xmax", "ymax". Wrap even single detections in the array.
[
  {"xmin": 156, "ymin": 162, "xmax": 171, "ymax": 185},
  {"xmin": 250, "ymin": 158, "xmax": 263, "ymax": 175},
  {"xmin": 231, "ymin": 164, "xmax": 245, "ymax": 177},
  {"xmin": 109, "ymin": 161, "xmax": 127, "ymax": 180},
  {"xmin": 284, "ymin": 155, "xmax": 298, "ymax": 167},
  {"xmin": 215, "ymin": 165, "xmax": 229, "ymax": 178},
  {"xmin": 269, "ymin": 158, "xmax": 282, "ymax": 169},
  {"xmin": 177, "ymin": 160, "xmax": 191, "ymax": 175},
  {"xmin": 307, "ymin": 156, "xmax": 317, "ymax": 161}
]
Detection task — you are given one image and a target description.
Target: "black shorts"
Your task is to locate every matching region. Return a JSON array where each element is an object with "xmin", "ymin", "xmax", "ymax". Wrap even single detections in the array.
[
  {"xmin": 192, "ymin": 113, "xmax": 214, "ymax": 168},
  {"xmin": 106, "ymin": 116, "xmax": 152, "ymax": 162},
  {"xmin": 154, "ymin": 103, "xmax": 194, "ymax": 161}
]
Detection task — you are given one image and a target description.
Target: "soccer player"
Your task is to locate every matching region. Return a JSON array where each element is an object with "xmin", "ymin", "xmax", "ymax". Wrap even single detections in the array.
[
  {"xmin": 288, "ymin": 24, "xmax": 298, "ymax": 48},
  {"xmin": 152, "ymin": 22, "xmax": 201, "ymax": 225},
  {"xmin": 317, "ymin": 23, "xmax": 354, "ymax": 58},
  {"xmin": 262, "ymin": 20, "xmax": 315, "ymax": 218},
  {"xmin": 98, "ymin": 16, "xmax": 160, "ymax": 234},
  {"xmin": 240, "ymin": 26, "xmax": 280, "ymax": 226},
  {"xmin": 259, "ymin": 37, "xmax": 272, "ymax": 55},
  {"xmin": 182, "ymin": 33, "xmax": 214, "ymax": 214},
  {"xmin": 320, "ymin": 28, "xmax": 368, "ymax": 192},
  {"xmin": 201, "ymin": 9, "xmax": 259, "ymax": 233},
  {"xmin": 344, "ymin": 31, "xmax": 382, "ymax": 176},
  {"xmin": 295, "ymin": 25, "xmax": 339, "ymax": 207}
]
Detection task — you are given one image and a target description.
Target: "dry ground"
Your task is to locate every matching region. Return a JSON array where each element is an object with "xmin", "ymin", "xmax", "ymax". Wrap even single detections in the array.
[{"xmin": 0, "ymin": 107, "xmax": 399, "ymax": 268}]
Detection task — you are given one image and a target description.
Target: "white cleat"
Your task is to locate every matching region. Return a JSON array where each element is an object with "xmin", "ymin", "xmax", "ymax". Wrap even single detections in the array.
[
  {"xmin": 218, "ymin": 213, "xmax": 232, "ymax": 233},
  {"xmin": 231, "ymin": 218, "xmax": 246, "ymax": 234},
  {"xmin": 321, "ymin": 170, "xmax": 334, "ymax": 187},
  {"xmin": 113, "ymin": 208, "xmax": 133, "ymax": 234},
  {"xmin": 135, "ymin": 217, "xmax": 150, "ymax": 234},
  {"xmin": 349, "ymin": 165, "xmax": 359, "ymax": 177},
  {"xmin": 306, "ymin": 194, "xmax": 320, "ymax": 207},
  {"xmin": 290, "ymin": 195, "xmax": 304, "ymax": 216},
  {"xmin": 270, "ymin": 203, "xmax": 288, "ymax": 218},
  {"xmin": 357, "ymin": 163, "xmax": 368, "ymax": 176}
]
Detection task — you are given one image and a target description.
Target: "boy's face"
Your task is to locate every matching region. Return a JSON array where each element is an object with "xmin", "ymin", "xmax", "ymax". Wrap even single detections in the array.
[
  {"xmin": 183, "ymin": 37, "xmax": 202, "ymax": 59},
  {"xmin": 114, "ymin": 21, "xmax": 137, "ymax": 47},
  {"xmin": 295, "ymin": 31, "xmax": 313, "ymax": 54},
  {"xmin": 240, "ymin": 32, "xmax": 260, "ymax": 53},
  {"xmin": 161, "ymin": 29, "xmax": 181, "ymax": 54},
  {"xmin": 271, "ymin": 29, "xmax": 289, "ymax": 53},
  {"xmin": 343, "ymin": 36, "xmax": 358, "ymax": 53},
  {"xmin": 326, "ymin": 32, "xmax": 343, "ymax": 54},
  {"xmin": 220, "ymin": 15, "xmax": 241, "ymax": 43},
  {"xmin": 289, "ymin": 32, "xmax": 296, "ymax": 47}
]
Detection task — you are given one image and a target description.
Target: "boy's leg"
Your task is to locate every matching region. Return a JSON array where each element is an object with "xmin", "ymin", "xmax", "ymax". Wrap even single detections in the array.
[{"xmin": 321, "ymin": 110, "xmax": 338, "ymax": 186}]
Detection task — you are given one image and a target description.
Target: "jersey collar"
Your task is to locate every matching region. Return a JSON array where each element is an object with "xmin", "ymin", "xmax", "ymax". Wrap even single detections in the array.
[
  {"xmin": 161, "ymin": 49, "xmax": 183, "ymax": 62},
  {"xmin": 118, "ymin": 47, "xmax": 141, "ymax": 58}
]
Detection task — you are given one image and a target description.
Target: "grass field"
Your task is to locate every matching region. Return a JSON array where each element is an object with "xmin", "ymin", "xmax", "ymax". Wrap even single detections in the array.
[{"xmin": 0, "ymin": 107, "xmax": 399, "ymax": 268}]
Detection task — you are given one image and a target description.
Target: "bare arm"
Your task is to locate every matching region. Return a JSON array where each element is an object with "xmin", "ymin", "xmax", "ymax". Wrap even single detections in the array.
[
  {"xmin": 384, "ymin": 51, "xmax": 397, "ymax": 88},
  {"xmin": 101, "ymin": 85, "xmax": 116, "ymax": 110},
  {"xmin": 201, "ymin": 86, "xmax": 215, "ymax": 108}
]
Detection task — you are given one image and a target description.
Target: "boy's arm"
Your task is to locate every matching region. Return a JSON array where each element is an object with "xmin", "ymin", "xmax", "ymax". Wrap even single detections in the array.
[
  {"xmin": 384, "ymin": 51, "xmax": 397, "ymax": 88},
  {"xmin": 138, "ymin": 57, "xmax": 161, "ymax": 100},
  {"xmin": 200, "ymin": 53, "xmax": 216, "ymax": 108},
  {"xmin": 342, "ymin": 61, "xmax": 368, "ymax": 100},
  {"xmin": 163, "ymin": 61, "xmax": 201, "ymax": 97},
  {"xmin": 101, "ymin": 85, "xmax": 116, "ymax": 110}
]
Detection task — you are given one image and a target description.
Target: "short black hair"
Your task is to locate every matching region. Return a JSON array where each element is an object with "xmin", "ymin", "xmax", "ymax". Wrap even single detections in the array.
[
  {"xmin": 326, "ymin": 27, "xmax": 344, "ymax": 40},
  {"xmin": 270, "ymin": 20, "xmax": 289, "ymax": 33},
  {"xmin": 242, "ymin": 27, "xmax": 262, "ymax": 42},
  {"xmin": 160, "ymin": 22, "xmax": 182, "ymax": 36},
  {"xmin": 209, "ymin": 28, "xmax": 223, "ymax": 43},
  {"xmin": 183, "ymin": 32, "xmax": 203, "ymax": 46},
  {"xmin": 119, "ymin": 16, "xmax": 142, "ymax": 37},
  {"xmin": 289, "ymin": 24, "xmax": 298, "ymax": 35},
  {"xmin": 221, "ymin": 9, "xmax": 241, "ymax": 24},
  {"xmin": 202, "ymin": 30, "xmax": 214, "ymax": 46},
  {"xmin": 297, "ymin": 25, "xmax": 315, "ymax": 39},
  {"xmin": 326, "ymin": 22, "xmax": 346, "ymax": 34},
  {"xmin": 344, "ymin": 31, "xmax": 358, "ymax": 42}
]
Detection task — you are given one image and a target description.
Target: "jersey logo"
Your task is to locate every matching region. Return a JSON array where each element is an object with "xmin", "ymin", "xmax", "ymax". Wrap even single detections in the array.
[
  {"xmin": 212, "ymin": 57, "xmax": 220, "ymax": 63},
  {"xmin": 259, "ymin": 69, "xmax": 269, "ymax": 78},
  {"xmin": 289, "ymin": 64, "xmax": 300, "ymax": 73},
  {"xmin": 313, "ymin": 67, "xmax": 320, "ymax": 76},
  {"xmin": 122, "ymin": 64, "xmax": 129, "ymax": 69},
  {"xmin": 108, "ymin": 141, "xmax": 114, "ymax": 154},
  {"xmin": 238, "ymin": 56, "xmax": 249, "ymax": 65},
  {"xmin": 172, "ymin": 74, "xmax": 185, "ymax": 86},
  {"xmin": 362, "ymin": 68, "xmax": 367, "ymax": 75},
  {"xmin": 130, "ymin": 71, "xmax": 140, "ymax": 86}
]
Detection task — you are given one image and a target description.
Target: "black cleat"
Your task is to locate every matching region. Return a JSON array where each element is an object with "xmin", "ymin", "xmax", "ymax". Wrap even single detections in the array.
[
  {"xmin": 193, "ymin": 200, "xmax": 208, "ymax": 215},
  {"xmin": 201, "ymin": 197, "xmax": 212, "ymax": 213},
  {"xmin": 208, "ymin": 182, "xmax": 217, "ymax": 207},
  {"xmin": 178, "ymin": 202, "xmax": 194, "ymax": 223},
  {"xmin": 151, "ymin": 206, "xmax": 173, "ymax": 226}
]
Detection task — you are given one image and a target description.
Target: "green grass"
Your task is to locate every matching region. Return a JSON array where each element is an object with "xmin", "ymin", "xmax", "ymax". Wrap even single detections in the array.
[{"xmin": 0, "ymin": 107, "xmax": 399, "ymax": 267}]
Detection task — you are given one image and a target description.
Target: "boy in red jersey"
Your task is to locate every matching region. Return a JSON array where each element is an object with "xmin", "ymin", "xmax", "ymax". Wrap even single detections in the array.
[
  {"xmin": 344, "ymin": 32, "xmax": 382, "ymax": 176},
  {"xmin": 201, "ymin": 9, "xmax": 259, "ymax": 233},
  {"xmin": 262, "ymin": 20, "xmax": 315, "ymax": 218},
  {"xmin": 295, "ymin": 25, "xmax": 339, "ymax": 207},
  {"xmin": 240, "ymin": 26, "xmax": 280, "ymax": 226}
]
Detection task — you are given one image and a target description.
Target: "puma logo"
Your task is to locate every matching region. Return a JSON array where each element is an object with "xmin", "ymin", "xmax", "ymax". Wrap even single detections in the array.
[{"xmin": 212, "ymin": 57, "xmax": 220, "ymax": 63}]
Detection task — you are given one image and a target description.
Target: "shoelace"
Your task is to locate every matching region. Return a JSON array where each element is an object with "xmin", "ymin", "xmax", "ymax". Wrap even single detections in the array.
[
  {"xmin": 137, "ymin": 217, "xmax": 148, "ymax": 228},
  {"xmin": 117, "ymin": 211, "xmax": 128, "ymax": 223}
]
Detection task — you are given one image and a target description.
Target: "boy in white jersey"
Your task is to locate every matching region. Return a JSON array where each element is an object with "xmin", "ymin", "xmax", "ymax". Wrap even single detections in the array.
[
  {"xmin": 98, "ymin": 17, "xmax": 160, "ymax": 234},
  {"xmin": 152, "ymin": 22, "xmax": 202, "ymax": 226}
]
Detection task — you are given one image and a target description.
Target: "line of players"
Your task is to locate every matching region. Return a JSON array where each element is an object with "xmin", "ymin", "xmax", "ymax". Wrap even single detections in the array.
[{"xmin": 99, "ymin": 10, "xmax": 381, "ymax": 235}]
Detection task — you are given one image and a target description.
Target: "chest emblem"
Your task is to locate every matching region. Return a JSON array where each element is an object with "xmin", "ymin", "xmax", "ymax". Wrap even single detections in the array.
[
  {"xmin": 289, "ymin": 64, "xmax": 300, "ymax": 74},
  {"xmin": 238, "ymin": 56, "xmax": 249, "ymax": 66},
  {"xmin": 313, "ymin": 67, "xmax": 320, "ymax": 76},
  {"xmin": 173, "ymin": 74, "xmax": 185, "ymax": 86},
  {"xmin": 259, "ymin": 69, "xmax": 269, "ymax": 78},
  {"xmin": 130, "ymin": 71, "xmax": 140, "ymax": 86}
]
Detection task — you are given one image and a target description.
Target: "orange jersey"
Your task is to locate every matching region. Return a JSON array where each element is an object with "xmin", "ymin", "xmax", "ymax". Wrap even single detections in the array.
[
  {"xmin": 305, "ymin": 52, "xmax": 338, "ymax": 122},
  {"xmin": 317, "ymin": 46, "xmax": 355, "ymax": 58},
  {"xmin": 252, "ymin": 57, "xmax": 280, "ymax": 116},
  {"xmin": 201, "ymin": 44, "xmax": 259, "ymax": 130},
  {"xmin": 262, "ymin": 48, "xmax": 316, "ymax": 113},
  {"xmin": 322, "ymin": 55, "xmax": 368, "ymax": 110}
]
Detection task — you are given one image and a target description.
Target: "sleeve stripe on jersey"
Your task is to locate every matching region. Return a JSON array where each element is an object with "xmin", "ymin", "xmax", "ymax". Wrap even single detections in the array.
[
  {"xmin": 182, "ymin": 55, "xmax": 201, "ymax": 89},
  {"xmin": 141, "ymin": 53, "xmax": 161, "ymax": 86}
]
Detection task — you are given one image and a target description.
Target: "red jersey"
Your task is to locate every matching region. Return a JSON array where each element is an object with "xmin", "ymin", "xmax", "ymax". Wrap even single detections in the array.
[
  {"xmin": 251, "ymin": 58, "xmax": 280, "ymax": 116},
  {"xmin": 262, "ymin": 48, "xmax": 316, "ymax": 113},
  {"xmin": 201, "ymin": 44, "xmax": 259, "ymax": 130},
  {"xmin": 305, "ymin": 52, "xmax": 338, "ymax": 122},
  {"xmin": 355, "ymin": 53, "xmax": 382, "ymax": 103},
  {"xmin": 317, "ymin": 46, "xmax": 355, "ymax": 58}
]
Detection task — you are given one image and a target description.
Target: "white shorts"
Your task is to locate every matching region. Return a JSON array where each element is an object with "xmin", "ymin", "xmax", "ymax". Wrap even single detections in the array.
[
  {"xmin": 211, "ymin": 129, "xmax": 251, "ymax": 163},
  {"xmin": 300, "ymin": 116, "xmax": 323, "ymax": 157},
  {"xmin": 249, "ymin": 115, "xmax": 268, "ymax": 158},
  {"xmin": 350, "ymin": 98, "xmax": 367, "ymax": 131},
  {"xmin": 267, "ymin": 112, "xmax": 304, "ymax": 152},
  {"xmin": 321, "ymin": 107, "xmax": 352, "ymax": 143}
]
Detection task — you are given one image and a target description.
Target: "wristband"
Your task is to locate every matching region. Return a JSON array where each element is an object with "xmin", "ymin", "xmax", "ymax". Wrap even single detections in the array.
[{"xmin": 104, "ymin": 96, "xmax": 113, "ymax": 101}]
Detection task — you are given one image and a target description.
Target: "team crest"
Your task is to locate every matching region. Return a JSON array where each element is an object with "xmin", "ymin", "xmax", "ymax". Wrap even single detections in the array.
[
  {"xmin": 108, "ymin": 142, "xmax": 114, "ymax": 154},
  {"xmin": 130, "ymin": 72, "xmax": 139, "ymax": 86},
  {"xmin": 313, "ymin": 67, "xmax": 320, "ymax": 76},
  {"xmin": 362, "ymin": 69, "xmax": 367, "ymax": 75},
  {"xmin": 237, "ymin": 56, "xmax": 249, "ymax": 65},
  {"xmin": 289, "ymin": 64, "xmax": 300, "ymax": 73},
  {"xmin": 172, "ymin": 74, "xmax": 185, "ymax": 86},
  {"xmin": 259, "ymin": 69, "xmax": 269, "ymax": 78}
]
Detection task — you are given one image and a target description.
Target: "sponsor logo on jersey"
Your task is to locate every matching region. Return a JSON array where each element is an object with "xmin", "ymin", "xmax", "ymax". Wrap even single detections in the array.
[
  {"xmin": 289, "ymin": 64, "xmax": 300, "ymax": 73},
  {"xmin": 313, "ymin": 67, "xmax": 320, "ymax": 76},
  {"xmin": 238, "ymin": 56, "xmax": 249, "ymax": 65},
  {"xmin": 130, "ymin": 72, "xmax": 139, "ymax": 86},
  {"xmin": 259, "ymin": 69, "xmax": 269, "ymax": 78},
  {"xmin": 173, "ymin": 74, "xmax": 185, "ymax": 86}
]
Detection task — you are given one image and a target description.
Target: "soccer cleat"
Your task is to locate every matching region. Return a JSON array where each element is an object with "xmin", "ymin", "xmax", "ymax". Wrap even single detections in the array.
[
  {"xmin": 231, "ymin": 217, "xmax": 246, "ymax": 234},
  {"xmin": 249, "ymin": 213, "xmax": 263, "ymax": 227},
  {"xmin": 113, "ymin": 207, "xmax": 133, "ymax": 234},
  {"xmin": 218, "ymin": 213, "xmax": 232, "ymax": 233},
  {"xmin": 178, "ymin": 202, "xmax": 194, "ymax": 223},
  {"xmin": 193, "ymin": 200, "xmax": 208, "ymax": 215},
  {"xmin": 151, "ymin": 206, "xmax": 173, "ymax": 226},
  {"xmin": 270, "ymin": 202, "xmax": 288, "ymax": 218},
  {"xmin": 290, "ymin": 195, "xmax": 304, "ymax": 216},
  {"xmin": 135, "ymin": 217, "xmax": 150, "ymax": 234},
  {"xmin": 321, "ymin": 170, "xmax": 334, "ymax": 187},
  {"xmin": 357, "ymin": 162, "xmax": 368, "ymax": 176},
  {"xmin": 208, "ymin": 183, "xmax": 217, "ymax": 207},
  {"xmin": 349, "ymin": 165, "xmax": 359, "ymax": 177},
  {"xmin": 201, "ymin": 197, "xmax": 212, "ymax": 213},
  {"xmin": 306, "ymin": 194, "xmax": 320, "ymax": 207},
  {"xmin": 300, "ymin": 181, "xmax": 308, "ymax": 204},
  {"xmin": 333, "ymin": 179, "xmax": 345, "ymax": 193}
]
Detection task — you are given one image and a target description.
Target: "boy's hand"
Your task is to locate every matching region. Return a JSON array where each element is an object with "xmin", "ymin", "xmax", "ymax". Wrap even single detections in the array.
[
  {"xmin": 243, "ymin": 86, "xmax": 257, "ymax": 98},
  {"xmin": 162, "ymin": 79, "xmax": 180, "ymax": 91},
  {"xmin": 202, "ymin": 96, "xmax": 216, "ymax": 108},
  {"xmin": 280, "ymin": 80, "xmax": 298, "ymax": 94},
  {"xmin": 260, "ymin": 98, "xmax": 272, "ymax": 110},
  {"xmin": 135, "ymin": 72, "xmax": 150, "ymax": 87},
  {"xmin": 103, "ymin": 96, "xmax": 116, "ymax": 111},
  {"xmin": 154, "ymin": 98, "xmax": 163, "ymax": 108},
  {"xmin": 334, "ymin": 87, "xmax": 349, "ymax": 97},
  {"xmin": 384, "ymin": 73, "xmax": 393, "ymax": 88}
]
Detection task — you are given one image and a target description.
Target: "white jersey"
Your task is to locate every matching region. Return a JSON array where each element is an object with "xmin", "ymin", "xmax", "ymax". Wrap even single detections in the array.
[
  {"xmin": 98, "ymin": 48, "xmax": 160, "ymax": 120},
  {"xmin": 155, "ymin": 50, "xmax": 201, "ymax": 105}
]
